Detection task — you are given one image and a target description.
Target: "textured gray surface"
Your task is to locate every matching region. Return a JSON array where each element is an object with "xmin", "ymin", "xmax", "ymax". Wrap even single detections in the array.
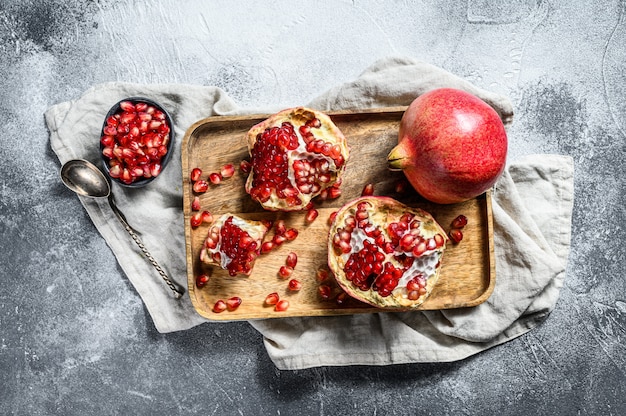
[{"xmin": 0, "ymin": 0, "xmax": 624, "ymax": 415}]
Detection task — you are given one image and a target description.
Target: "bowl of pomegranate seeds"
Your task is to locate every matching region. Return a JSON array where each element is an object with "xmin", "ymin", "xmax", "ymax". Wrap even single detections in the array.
[{"xmin": 100, "ymin": 97, "xmax": 174, "ymax": 187}]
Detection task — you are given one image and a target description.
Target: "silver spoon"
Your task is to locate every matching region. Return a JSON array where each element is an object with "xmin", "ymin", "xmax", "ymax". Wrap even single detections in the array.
[{"xmin": 60, "ymin": 159, "xmax": 184, "ymax": 299}]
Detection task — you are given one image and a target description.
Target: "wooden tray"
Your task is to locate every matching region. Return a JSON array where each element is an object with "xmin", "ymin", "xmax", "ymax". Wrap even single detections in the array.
[{"xmin": 181, "ymin": 108, "xmax": 495, "ymax": 321}]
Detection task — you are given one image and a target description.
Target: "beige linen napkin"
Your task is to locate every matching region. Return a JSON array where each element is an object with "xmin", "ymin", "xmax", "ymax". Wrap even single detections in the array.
[{"xmin": 46, "ymin": 57, "xmax": 574, "ymax": 369}]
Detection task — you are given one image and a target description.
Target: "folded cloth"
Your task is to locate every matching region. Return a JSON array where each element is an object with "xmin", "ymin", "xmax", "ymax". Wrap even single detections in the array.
[{"xmin": 45, "ymin": 56, "xmax": 574, "ymax": 369}]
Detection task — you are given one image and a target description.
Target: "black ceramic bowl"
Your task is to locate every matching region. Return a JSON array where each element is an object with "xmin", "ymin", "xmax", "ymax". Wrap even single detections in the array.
[{"xmin": 99, "ymin": 96, "xmax": 174, "ymax": 188}]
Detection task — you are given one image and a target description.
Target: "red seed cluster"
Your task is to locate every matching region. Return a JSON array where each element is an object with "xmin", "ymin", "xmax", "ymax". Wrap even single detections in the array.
[
  {"xmin": 101, "ymin": 100, "xmax": 170, "ymax": 184},
  {"xmin": 207, "ymin": 216, "xmax": 261, "ymax": 276}
]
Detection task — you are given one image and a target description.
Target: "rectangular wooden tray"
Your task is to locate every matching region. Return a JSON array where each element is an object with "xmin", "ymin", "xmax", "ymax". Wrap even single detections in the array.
[{"xmin": 182, "ymin": 108, "xmax": 495, "ymax": 321}]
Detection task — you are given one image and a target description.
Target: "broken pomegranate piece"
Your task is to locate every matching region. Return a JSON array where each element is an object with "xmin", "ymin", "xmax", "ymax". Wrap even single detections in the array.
[
  {"xmin": 100, "ymin": 98, "xmax": 173, "ymax": 186},
  {"xmin": 327, "ymin": 196, "xmax": 448, "ymax": 309},
  {"xmin": 199, "ymin": 214, "xmax": 269, "ymax": 276},
  {"xmin": 245, "ymin": 107, "xmax": 349, "ymax": 211}
]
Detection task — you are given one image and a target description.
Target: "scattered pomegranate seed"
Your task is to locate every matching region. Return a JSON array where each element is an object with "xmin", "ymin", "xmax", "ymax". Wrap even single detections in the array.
[
  {"xmin": 306, "ymin": 208, "xmax": 319, "ymax": 223},
  {"xmin": 193, "ymin": 180, "xmax": 209, "ymax": 193},
  {"xmin": 209, "ymin": 172, "xmax": 223, "ymax": 185},
  {"xmin": 220, "ymin": 163, "xmax": 235, "ymax": 178},
  {"xmin": 273, "ymin": 234, "xmax": 287, "ymax": 246},
  {"xmin": 284, "ymin": 228, "xmax": 298, "ymax": 241},
  {"xmin": 191, "ymin": 196, "xmax": 201, "ymax": 211},
  {"xmin": 195, "ymin": 274, "xmax": 210, "ymax": 288},
  {"xmin": 318, "ymin": 285, "xmax": 332, "ymax": 299},
  {"xmin": 278, "ymin": 265, "xmax": 293, "ymax": 279},
  {"xmin": 316, "ymin": 268, "xmax": 329, "ymax": 282},
  {"xmin": 201, "ymin": 210, "xmax": 213, "ymax": 224},
  {"xmin": 275, "ymin": 220, "xmax": 286, "ymax": 235},
  {"xmin": 226, "ymin": 296, "xmax": 242, "ymax": 311},
  {"xmin": 451, "ymin": 214, "xmax": 468, "ymax": 229},
  {"xmin": 264, "ymin": 292, "xmax": 280, "ymax": 306},
  {"xmin": 288, "ymin": 279, "xmax": 302, "ymax": 291},
  {"xmin": 190, "ymin": 168, "xmax": 202, "ymax": 182},
  {"xmin": 328, "ymin": 211, "xmax": 338, "ymax": 224},
  {"xmin": 394, "ymin": 179, "xmax": 409, "ymax": 194},
  {"xmin": 239, "ymin": 159, "xmax": 251, "ymax": 174},
  {"xmin": 190, "ymin": 212, "xmax": 203, "ymax": 228},
  {"xmin": 286, "ymin": 252, "xmax": 298, "ymax": 269},
  {"xmin": 361, "ymin": 183, "xmax": 374, "ymax": 196},
  {"xmin": 336, "ymin": 292, "xmax": 348, "ymax": 305},
  {"xmin": 261, "ymin": 241, "xmax": 274, "ymax": 254},
  {"xmin": 274, "ymin": 299, "xmax": 290, "ymax": 312},
  {"xmin": 449, "ymin": 228, "xmax": 464, "ymax": 243},
  {"xmin": 213, "ymin": 300, "xmax": 227, "ymax": 313}
]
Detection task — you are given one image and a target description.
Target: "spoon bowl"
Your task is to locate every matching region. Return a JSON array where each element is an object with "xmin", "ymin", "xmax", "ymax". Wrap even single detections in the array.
[{"xmin": 60, "ymin": 159, "xmax": 111, "ymax": 198}]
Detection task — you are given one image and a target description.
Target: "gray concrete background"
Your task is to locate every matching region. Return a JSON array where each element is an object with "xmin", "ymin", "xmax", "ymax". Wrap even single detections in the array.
[{"xmin": 1, "ymin": 0, "xmax": 624, "ymax": 415}]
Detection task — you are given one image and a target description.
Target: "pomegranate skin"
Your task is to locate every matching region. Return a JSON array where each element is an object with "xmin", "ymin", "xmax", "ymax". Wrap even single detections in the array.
[{"xmin": 388, "ymin": 88, "xmax": 507, "ymax": 204}]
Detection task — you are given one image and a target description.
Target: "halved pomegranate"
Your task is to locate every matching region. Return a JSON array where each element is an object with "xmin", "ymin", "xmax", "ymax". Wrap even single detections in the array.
[
  {"xmin": 199, "ymin": 214, "xmax": 270, "ymax": 276},
  {"xmin": 245, "ymin": 107, "xmax": 349, "ymax": 211},
  {"xmin": 327, "ymin": 196, "xmax": 448, "ymax": 308}
]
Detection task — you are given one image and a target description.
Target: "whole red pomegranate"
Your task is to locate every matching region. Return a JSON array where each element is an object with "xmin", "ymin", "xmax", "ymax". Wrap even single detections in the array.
[
  {"xmin": 245, "ymin": 107, "xmax": 349, "ymax": 211},
  {"xmin": 387, "ymin": 88, "xmax": 507, "ymax": 204},
  {"xmin": 328, "ymin": 196, "xmax": 448, "ymax": 309}
]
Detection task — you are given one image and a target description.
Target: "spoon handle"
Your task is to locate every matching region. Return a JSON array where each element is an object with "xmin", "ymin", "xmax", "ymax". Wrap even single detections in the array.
[{"xmin": 109, "ymin": 197, "xmax": 184, "ymax": 299}]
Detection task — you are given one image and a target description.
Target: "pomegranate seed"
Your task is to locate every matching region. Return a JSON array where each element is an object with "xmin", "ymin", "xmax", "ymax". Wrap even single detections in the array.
[
  {"xmin": 434, "ymin": 233, "xmax": 445, "ymax": 247},
  {"xmin": 191, "ymin": 196, "xmax": 201, "ymax": 211},
  {"xmin": 451, "ymin": 215, "xmax": 468, "ymax": 229},
  {"xmin": 209, "ymin": 172, "xmax": 222, "ymax": 185},
  {"xmin": 119, "ymin": 101, "xmax": 135, "ymax": 112},
  {"xmin": 305, "ymin": 208, "xmax": 319, "ymax": 223},
  {"xmin": 335, "ymin": 292, "xmax": 348, "ymax": 305},
  {"xmin": 264, "ymin": 292, "xmax": 280, "ymax": 306},
  {"xmin": 220, "ymin": 163, "xmax": 235, "ymax": 178},
  {"xmin": 395, "ymin": 179, "xmax": 409, "ymax": 194},
  {"xmin": 361, "ymin": 183, "xmax": 374, "ymax": 196},
  {"xmin": 201, "ymin": 210, "xmax": 213, "ymax": 224},
  {"xmin": 288, "ymin": 279, "xmax": 302, "ymax": 291},
  {"xmin": 190, "ymin": 212, "xmax": 203, "ymax": 228},
  {"xmin": 327, "ymin": 185, "xmax": 342, "ymax": 199},
  {"xmin": 284, "ymin": 228, "xmax": 298, "ymax": 241},
  {"xmin": 328, "ymin": 211, "xmax": 338, "ymax": 224},
  {"xmin": 407, "ymin": 290, "xmax": 420, "ymax": 300},
  {"xmin": 275, "ymin": 220, "xmax": 287, "ymax": 236},
  {"xmin": 190, "ymin": 167, "xmax": 202, "ymax": 182},
  {"xmin": 193, "ymin": 180, "xmax": 209, "ymax": 193},
  {"xmin": 316, "ymin": 269, "xmax": 329, "ymax": 282},
  {"xmin": 286, "ymin": 252, "xmax": 298, "ymax": 269},
  {"xmin": 273, "ymin": 234, "xmax": 287, "ymax": 246},
  {"xmin": 449, "ymin": 228, "xmax": 463, "ymax": 243},
  {"xmin": 278, "ymin": 265, "xmax": 293, "ymax": 279},
  {"xmin": 261, "ymin": 241, "xmax": 274, "ymax": 253},
  {"xmin": 239, "ymin": 159, "xmax": 251, "ymax": 174},
  {"xmin": 226, "ymin": 296, "xmax": 242, "ymax": 311},
  {"xmin": 318, "ymin": 285, "xmax": 332, "ymax": 300},
  {"xmin": 195, "ymin": 274, "xmax": 210, "ymax": 288},
  {"xmin": 109, "ymin": 164, "xmax": 121, "ymax": 178},
  {"xmin": 274, "ymin": 299, "xmax": 290, "ymax": 312},
  {"xmin": 412, "ymin": 241, "xmax": 427, "ymax": 256},
  {"xmin": 213, "ymin": 300, "xmax": 227, "ymax": 313}
]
